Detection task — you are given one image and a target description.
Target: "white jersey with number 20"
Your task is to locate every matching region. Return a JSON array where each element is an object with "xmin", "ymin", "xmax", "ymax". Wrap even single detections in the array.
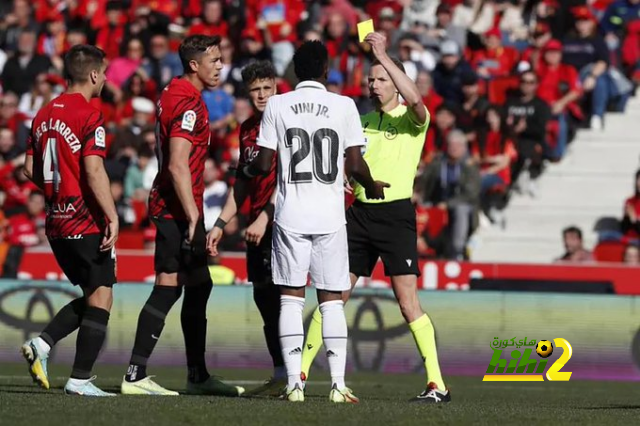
[{"xmin": 257, "ymin": 80, "xmax": 365, "ymax": 235}]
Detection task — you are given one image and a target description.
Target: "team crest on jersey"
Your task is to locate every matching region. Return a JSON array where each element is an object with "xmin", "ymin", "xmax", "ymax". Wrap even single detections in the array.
[
  {"xmin": 182, "ymin": 110, "xmax": 197, "ymax": 131},
  {"xmin": 95, "ymin": 126, "xmax": 106, "ymax": 147},
  {"xmin": 384, "ymin": 125, "xmax": 398, "ymax": 140}
]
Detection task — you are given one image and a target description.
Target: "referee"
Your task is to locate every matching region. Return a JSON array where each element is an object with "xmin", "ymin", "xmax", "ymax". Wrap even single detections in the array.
[{"xmin": 300, "ymin": 32, "xmax": 450, "ymax": 403}]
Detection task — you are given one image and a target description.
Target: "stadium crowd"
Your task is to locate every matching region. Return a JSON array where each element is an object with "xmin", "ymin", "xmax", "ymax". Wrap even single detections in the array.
[{"xmin": 0, "ymin": 0, "xmax": 638, "ymax": 272}]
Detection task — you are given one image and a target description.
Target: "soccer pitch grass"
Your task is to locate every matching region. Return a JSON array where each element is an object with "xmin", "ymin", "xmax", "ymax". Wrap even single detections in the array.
[{"xmin": 0, "ymin": 363, "xmax": 638, "ymax": 425}]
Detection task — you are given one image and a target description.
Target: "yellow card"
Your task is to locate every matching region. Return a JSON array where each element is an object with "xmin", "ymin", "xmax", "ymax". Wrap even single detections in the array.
[{"xmin": 357, "ymin": 19, "xmax": 374, "ymax": 43}]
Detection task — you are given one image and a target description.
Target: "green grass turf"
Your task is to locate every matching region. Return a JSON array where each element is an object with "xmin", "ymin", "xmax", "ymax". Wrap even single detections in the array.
[{"xmin": 0, "ymin": 362, "xmax": 639, "ymax": 425}]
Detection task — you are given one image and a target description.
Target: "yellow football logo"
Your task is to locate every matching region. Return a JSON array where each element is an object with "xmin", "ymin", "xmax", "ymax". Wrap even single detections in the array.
[{"xmin": 536, "ymin": 340, "xmax": 554, "ymax": 358}]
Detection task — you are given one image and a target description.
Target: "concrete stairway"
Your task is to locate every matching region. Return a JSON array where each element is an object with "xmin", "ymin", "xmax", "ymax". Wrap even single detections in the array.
[{"xmin": 472, "ymin": 95, "xmax": 640, "ymax": 263}]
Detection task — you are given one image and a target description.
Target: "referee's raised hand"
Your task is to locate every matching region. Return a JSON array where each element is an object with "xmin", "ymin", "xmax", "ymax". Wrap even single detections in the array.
[
  {"xmin": 364, "ymin": 32, "xmax": 389, "ymax": 62},
  {"xmin": 366, "ymin": 180, "xmax": 391, "ymax": 200}
]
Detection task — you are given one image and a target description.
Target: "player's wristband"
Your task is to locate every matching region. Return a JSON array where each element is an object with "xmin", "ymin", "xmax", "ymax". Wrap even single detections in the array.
[{"xmin": 214, "ymin": 217, "xmax": 227, "ymax": 230}]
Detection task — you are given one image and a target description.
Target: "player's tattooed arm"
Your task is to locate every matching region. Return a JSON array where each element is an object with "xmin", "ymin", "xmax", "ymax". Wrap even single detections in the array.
[{"xmin": 345, "ymin": 146, "xmax": 390, "ymax": 200}]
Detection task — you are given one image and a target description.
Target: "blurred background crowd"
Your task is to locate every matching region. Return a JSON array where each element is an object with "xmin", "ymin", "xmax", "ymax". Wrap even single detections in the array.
[{"xmin": 0, "ymin": 0, "xmax": 638, "ymax": 275}]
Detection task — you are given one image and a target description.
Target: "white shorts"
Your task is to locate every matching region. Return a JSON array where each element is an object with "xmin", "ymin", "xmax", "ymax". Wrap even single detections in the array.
[{"xmin": 271, "ymin": 224, "xmax": 350, "ymax": 292}]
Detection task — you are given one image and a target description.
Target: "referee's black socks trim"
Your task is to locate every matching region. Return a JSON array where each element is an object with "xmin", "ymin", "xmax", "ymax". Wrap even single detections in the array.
[
  {"xmin": 126, "ymin": 285, "xmax": 182, "ymax": 382},
  {"xmin": 71, "ymin": 306, "xmax": 110, "ymax": 380}
]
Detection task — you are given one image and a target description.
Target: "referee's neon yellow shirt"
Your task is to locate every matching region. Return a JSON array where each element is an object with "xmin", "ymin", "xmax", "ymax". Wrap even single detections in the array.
[{"xmin": 353, "ymin": 104, "xmax": 430, "ymax": 204}]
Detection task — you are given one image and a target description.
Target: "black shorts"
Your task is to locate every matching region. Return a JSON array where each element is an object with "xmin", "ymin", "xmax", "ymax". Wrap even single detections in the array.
[
  {"xmin": 49, "ymin": 234, "xmax": 117, "ymax": 289},
  {"xmin": 246, "ymin": 226, "xmax": 273, "ymax": 286},
  {"xmin": 347, "ymin": 199, "xmax": 420, "ymax": 277},
  {"xmin": 152, "ymin": 216, "xmax": 210, "ymax": 284}
]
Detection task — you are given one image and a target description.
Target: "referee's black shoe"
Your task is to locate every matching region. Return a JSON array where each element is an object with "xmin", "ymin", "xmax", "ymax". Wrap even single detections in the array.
[{"xmin": 410, "ymin": 382, "xmax": 451, "ymax": 403}]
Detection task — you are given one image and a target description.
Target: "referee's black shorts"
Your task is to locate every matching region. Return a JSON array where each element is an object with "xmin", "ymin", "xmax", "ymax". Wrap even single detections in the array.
[
  {"xmin": 49, "ymin": 234, "xmax": 117, "ymax": 290},
  {"xmin": 347, "ymin": 199, "xmax": 420, "ymax": 278},
  {"xmin": 151, "ymin": 216, "xmax": 210, "ymax": 284}
]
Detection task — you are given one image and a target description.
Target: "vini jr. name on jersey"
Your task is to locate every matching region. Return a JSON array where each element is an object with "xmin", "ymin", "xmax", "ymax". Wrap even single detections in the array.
[{"xmin": 290, "ymin": 103, "xmax": 330, "ymax": 118}]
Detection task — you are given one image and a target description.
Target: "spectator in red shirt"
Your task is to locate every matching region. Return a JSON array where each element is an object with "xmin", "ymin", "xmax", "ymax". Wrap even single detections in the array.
[
  {"xmin": 521, "ymin": 22, "xmax": 553, "ymax": 71},
  {"xmin": 188, "ymin": 0, "xmax": 229, "ymax": 38},
  {"xmin": 35, "ymin": 0, "xmax": 72, "ymax": 23},
  {"xmin": 424, "ymin": 102, "xmax": 458, "ymax": 164},
  {"xmin": 36, "ymin": 17, "xmax": 67, "ymax": 71},
  {"xmin": 324, "ymin": 12, "xmax": 349, "ymax": 60},
  {"xmin": 1, "ymin": 162, "xmax": 38, "ymax": 215},
  {"xmin": 337, "ymin": 34, "xmax": 370, "ymax": 98},
  {"xmin": 321, "ymin": 0, "xmax": 359, "ymax": 29},
  {"xmin": 367, "ymin": 0, "xmax": 404, "ymax": 28},
  {"xmin": 536, "ymin": 39, "xmax": 582, "ymax": 160},
  {"xmin": 472, "ymin": 28, "xmax": 519, "ymax": 79},
  {"xmin": 474, "ymin": 105, "xmax": 518, "ymax": 225},
  {"xmin": 251, "ymin": 0, "xmax": 303, "ymax": 45},
  {"xmin": 0, "ymin": 93, "xmax": 29, "ymax": 149},
  {"xmin": 416, "ymin": 70, "xmax": 443, "ymax": 117},
  {"xmin": 7, "ymin": 190, "xmax": 44, "ymax": 247},
  {"xmin": 115, "ymin": 72, "xmax": 156, "ymax": 125},
  {"xmin": 621, "ymin": 169, "xmax": 640, "ymax": 238},
  {"xmin": 2, "ymin": 191, "xmax": 45, "ymax": 277},
  {"xmin": 95, "ymin": 1, "xmax": 126, "ymax": 60}
]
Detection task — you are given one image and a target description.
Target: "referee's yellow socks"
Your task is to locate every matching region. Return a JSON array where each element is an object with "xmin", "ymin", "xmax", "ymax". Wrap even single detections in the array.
[
  {"xmin": 409, "ymin": 314, "xmax": 446, "ymax": 390},
  {"xmin": 301, "ymin": 307, "xmax": 323, "ymax": 378}
]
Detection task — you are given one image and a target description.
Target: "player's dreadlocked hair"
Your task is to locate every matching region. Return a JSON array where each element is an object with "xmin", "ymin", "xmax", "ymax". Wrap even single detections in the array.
[
  {"xmin": 63, "ymin": 44, "xmax": 106, "ymax": 83},
  {"xmin": 293, "ymin": 40, "xmax": 328, "ymax": 82},
  {"xmin": 179, "ymin": 34, "xmax": 221, "ymax": 73},
  {"xmin": 241, "ymin": 60, "xmax": 277, "ymax": 86}
]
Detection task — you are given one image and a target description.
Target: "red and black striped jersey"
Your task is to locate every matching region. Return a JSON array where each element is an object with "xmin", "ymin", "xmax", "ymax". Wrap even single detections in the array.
[
  {"xmin": 149, "ymin": 77, "xmax": 210, "ymax": 221},
  {"xmin": 238, "ymin": 114, "xmax": 277, "ymax": 223},
  {"xmin": 27, "ymin": 92, "xmax": 108, "ymax": 239}
]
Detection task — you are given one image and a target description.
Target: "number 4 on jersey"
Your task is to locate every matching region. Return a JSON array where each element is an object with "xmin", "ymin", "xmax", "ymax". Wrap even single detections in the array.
[{"xmin": 43, "ymin": 137, "xmax": 61, "ymax": 191}]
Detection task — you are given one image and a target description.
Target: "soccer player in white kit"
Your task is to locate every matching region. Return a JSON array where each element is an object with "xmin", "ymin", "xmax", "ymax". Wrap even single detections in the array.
[{"xmin": 235, "ymin": 41, "xmax": 389, "ymax": 402}]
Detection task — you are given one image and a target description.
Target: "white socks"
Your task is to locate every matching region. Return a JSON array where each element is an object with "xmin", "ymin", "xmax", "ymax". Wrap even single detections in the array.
[
  {"xmin": 320, "ymin": 300, "xmax": 348, "ymax": 390},
  {"xmin": 279, "ymin": 295, "xmax": 305, "ymax": 391}
]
